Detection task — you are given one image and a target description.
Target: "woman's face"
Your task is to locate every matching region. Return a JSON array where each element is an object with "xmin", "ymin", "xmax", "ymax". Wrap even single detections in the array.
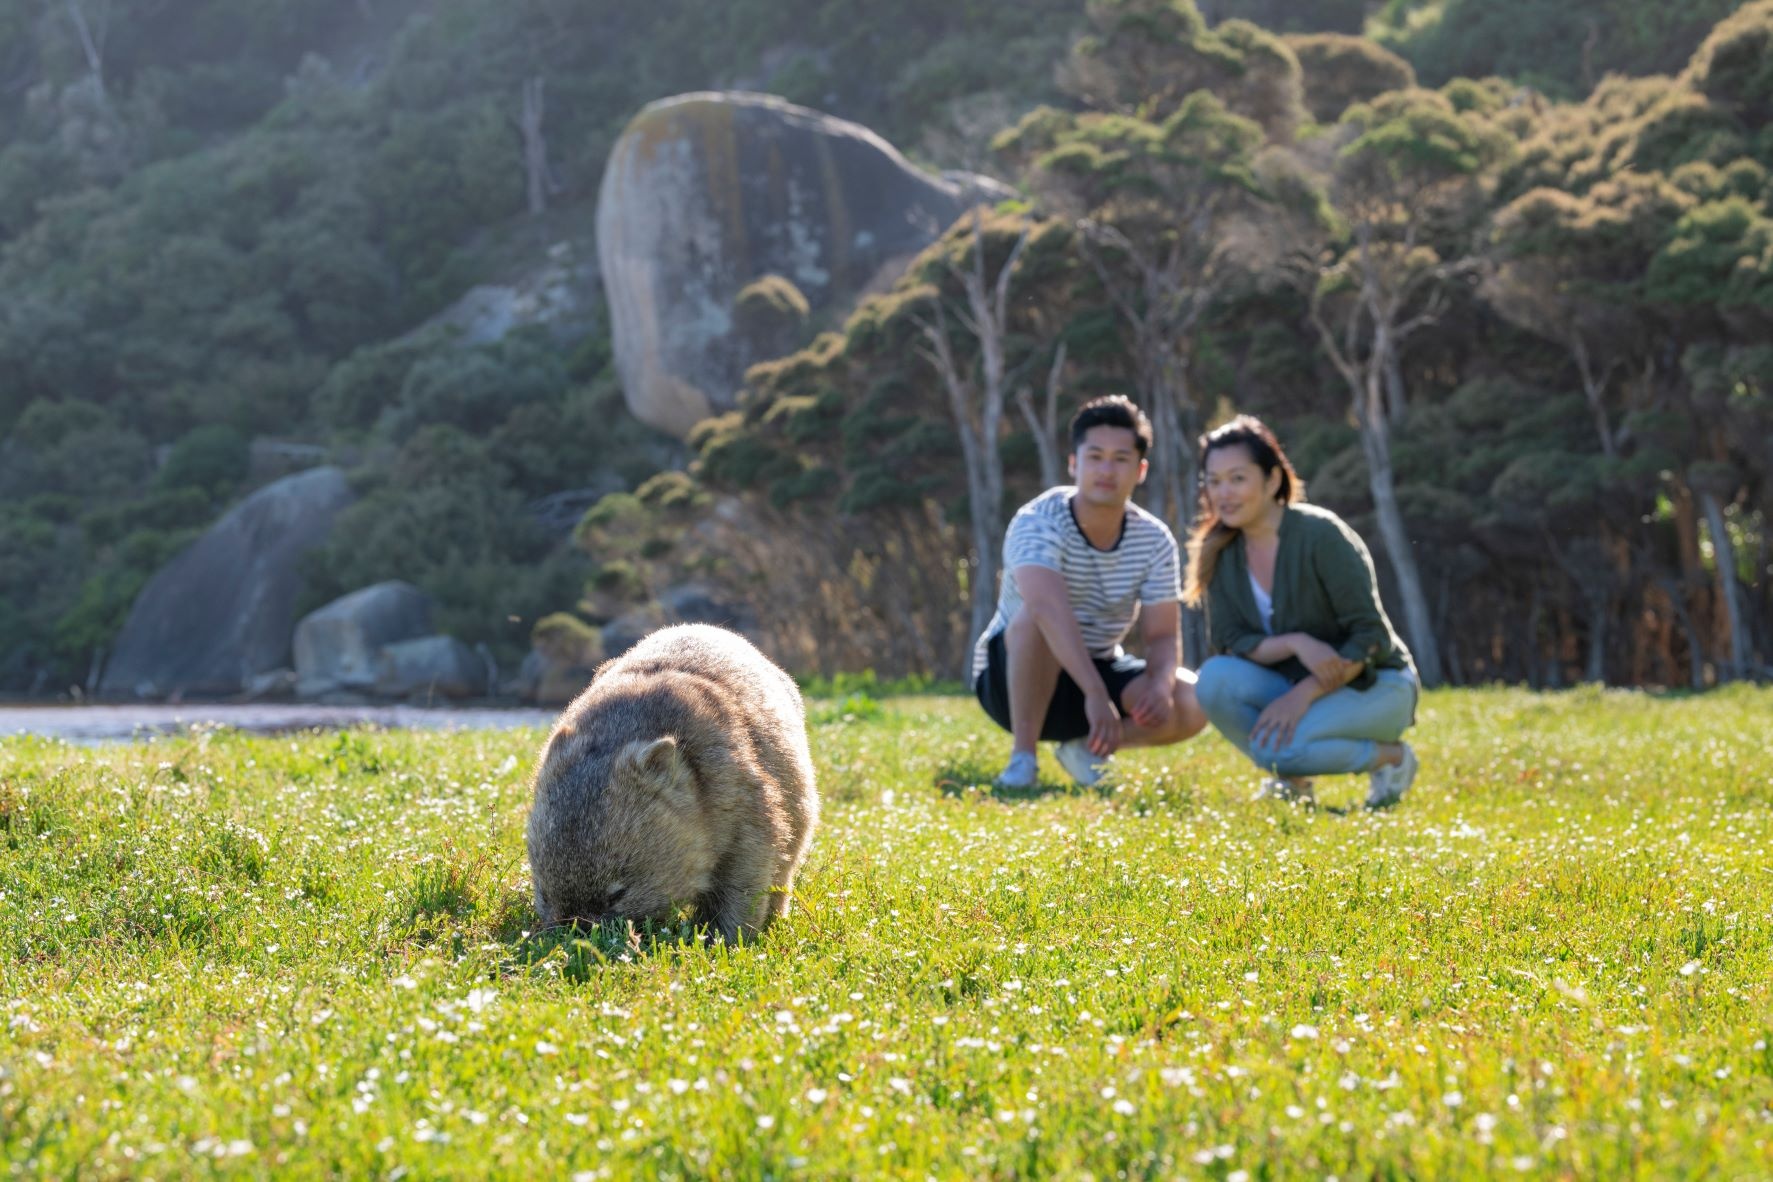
[{"xmin": 1203, "ymin": 443, "xmax": 1281, "ymax": 529}]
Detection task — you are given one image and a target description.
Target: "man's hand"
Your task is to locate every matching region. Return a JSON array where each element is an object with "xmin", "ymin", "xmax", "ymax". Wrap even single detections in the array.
[
  {"xmin": 1128, "ymin": 676, "xmax": 1175, "ymax": 730},
  {"xmin": 1085, "ymin": 689, "xmax": 1123, "ymax": 757},
  {"xmin": 1249, "ymin": 682, "xmax": 1315, "ymax": 753}
]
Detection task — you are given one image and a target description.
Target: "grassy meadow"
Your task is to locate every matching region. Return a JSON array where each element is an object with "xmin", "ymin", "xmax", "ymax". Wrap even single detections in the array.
[{"xmin": 2, "ymin": 686, "xmax": 1771, "ymax": 1179}]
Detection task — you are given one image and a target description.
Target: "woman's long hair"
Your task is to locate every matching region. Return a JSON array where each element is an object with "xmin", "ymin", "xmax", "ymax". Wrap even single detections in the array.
[{"xmin": 1182, "ymin": 415, "xmax": 1305, "ymax": 606}]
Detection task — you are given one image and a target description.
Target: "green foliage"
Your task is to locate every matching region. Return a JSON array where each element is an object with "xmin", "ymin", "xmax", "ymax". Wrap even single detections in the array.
[
  {"xmin": 1371, "ymin": 0, "xmax": 1746, "ymax": 98},
  {"xmin": 1339, "ymin": 87, "xmax": 1509, "ymax": 184},
  {"xmin": 1684, "ymin": 0, "xmax": 1773, "ymax": 121},
  {"xmin": 734, "ymin": 273, "xmax": 813, "ymax": 360},
  {"xmin": 312, "ymin": 334, "xmax": 442, "ymax": 431},
  {"xmin": 1065, "ymin": 0, "xmax": 1305, "ymax": 137},
  {"xmin": 735, "ymin": 273, "xmax": 811, "ymax": 321},
  {"xmin": 79, "ymin": 489, "xmax": 215, "ymax": 549},
  {"xmin": 1647, "ymin": 196, "xmax": 1773, "ymax": 310},
  {"xmin": 155, "ymin": 424, "xmax": 249, "ymax": 496},
  {"xmin": 1287, "ymin": 33, "xmax": 1417, "ymax": 124},
  {"xmin": 381, "ymin": 333, "xmax": 569, "ymax": 443}
]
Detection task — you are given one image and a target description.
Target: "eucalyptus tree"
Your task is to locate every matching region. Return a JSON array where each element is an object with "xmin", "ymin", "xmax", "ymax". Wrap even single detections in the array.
[
  {"xmin": 912, "ymin": 208, "xmax": 1036, "ymax": 650},
  {"xmin": 1289, "ymin": 87, "xmax": 1512, "ymax": 687},
  {"xmin": 998, "ymin": 94, "xmax": 1274, "ymax": 541}
]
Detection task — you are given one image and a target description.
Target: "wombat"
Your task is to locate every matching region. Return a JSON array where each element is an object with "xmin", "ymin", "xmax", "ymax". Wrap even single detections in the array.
[{"xmin": 524, "ymin": 623, "xmax": 819, "ymax": 944}]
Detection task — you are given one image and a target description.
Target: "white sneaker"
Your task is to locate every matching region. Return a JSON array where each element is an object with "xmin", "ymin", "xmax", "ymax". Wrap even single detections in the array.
[
  {"xmin": 1254, "ymin": 776, "xmax": 1315, "ymax": 804},
  {"xmin": 1366, "ymin": 743, "xmax": 1419, "ymax": 809},
  {"xmin": 994, "ymin": 750, "xmax": 1039, "ymax": 789},
  {"xmin": 1055, "ymin": 738, "xmax": 1111, "ymax": 786}
]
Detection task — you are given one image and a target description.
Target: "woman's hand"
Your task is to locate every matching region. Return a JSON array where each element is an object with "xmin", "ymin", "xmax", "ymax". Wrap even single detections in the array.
[
  {"xmin": 1249, "ymin": 682, "xmax": 1316, "ymax": 753},
  {"xmin": 1290, "ymin": 634, "xmax": 1349, "ymax": 685}
]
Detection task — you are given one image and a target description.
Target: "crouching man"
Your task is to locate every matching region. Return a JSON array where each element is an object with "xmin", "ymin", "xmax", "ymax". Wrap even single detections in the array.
[{"xmin": 973, "ymin": 395, "xmax": 1207, "ymax": 788}]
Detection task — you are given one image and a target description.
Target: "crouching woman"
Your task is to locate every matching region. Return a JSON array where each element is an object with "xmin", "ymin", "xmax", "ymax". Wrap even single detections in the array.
[{"xmin": 1184, "ymin": 416, "xmax": 1420, "ymax": 809}]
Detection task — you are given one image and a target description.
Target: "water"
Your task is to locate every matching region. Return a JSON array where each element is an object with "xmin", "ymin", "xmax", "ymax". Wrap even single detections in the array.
[{"xmin": 0, "ymin": 703, "xmax": 557, "ymax": 743}]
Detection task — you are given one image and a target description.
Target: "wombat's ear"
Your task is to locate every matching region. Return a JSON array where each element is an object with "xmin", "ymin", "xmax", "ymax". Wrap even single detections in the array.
[
  {"xmin": 616, "ymin": 736, "xmax": 683, "ymax": 789},
  {"xmin": 536, "ymin": 724, "xmax": 580, "ymax": 782},
  {"xmin": 635, "ymin": 736, "xmax": 678, "ymax": 775}
]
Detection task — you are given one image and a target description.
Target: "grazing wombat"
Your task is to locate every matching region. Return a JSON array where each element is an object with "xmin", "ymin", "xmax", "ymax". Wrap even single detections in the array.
[{"xmin": 525, "ymin": 623, "xmax": 819, "ymax": 944}]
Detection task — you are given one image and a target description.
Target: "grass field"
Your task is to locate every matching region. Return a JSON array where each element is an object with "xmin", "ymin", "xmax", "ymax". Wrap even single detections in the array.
[{"xmin": 2, "ymin": 686, "xmax": 1771, "ymax": 1179}]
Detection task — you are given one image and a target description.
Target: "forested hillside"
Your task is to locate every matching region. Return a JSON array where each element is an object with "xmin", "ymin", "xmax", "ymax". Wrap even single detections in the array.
[
  {"xmin": 601, "ymin": 0, "xmax": 1773, "ymax": 689},
  {"xmin": 0, "ymin": 0, "xmax": 1088, "ymax": 692},
  {"xmin": 0, "ymin": 0, "xmax": 1763, "ymax": 695}
]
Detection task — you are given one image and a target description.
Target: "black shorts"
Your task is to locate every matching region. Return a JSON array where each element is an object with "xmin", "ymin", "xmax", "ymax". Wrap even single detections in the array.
[{"xmin": 973, "ymin": 629, "xmax": 1146, "ymax": 742}]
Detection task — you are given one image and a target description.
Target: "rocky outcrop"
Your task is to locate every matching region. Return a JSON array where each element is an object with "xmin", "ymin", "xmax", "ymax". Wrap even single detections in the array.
[
  {"xmin": 293, "ymin": 581, "xmax": 435, "ymax": 697},
  {"xmin": 372, "ymin": 636, "xmax": 488, "ymax": 700},
  {"xmin": 99, "ymin": 467, "xmax": 355, "ymax": 700},
  {"xmin": 597, "ymin": 90, "xmax": 1013, "ymax": 438}
]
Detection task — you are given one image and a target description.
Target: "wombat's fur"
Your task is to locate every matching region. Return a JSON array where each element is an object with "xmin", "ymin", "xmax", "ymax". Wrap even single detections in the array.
[{"xmin": 524, "ymin": 624, "xmax": 819, "ymax": 944}]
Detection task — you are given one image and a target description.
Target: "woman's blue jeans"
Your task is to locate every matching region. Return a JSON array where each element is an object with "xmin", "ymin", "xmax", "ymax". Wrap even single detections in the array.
[{"xmin": 1195, "ymin": 656, "xmax": 1418, "ymax": 778}]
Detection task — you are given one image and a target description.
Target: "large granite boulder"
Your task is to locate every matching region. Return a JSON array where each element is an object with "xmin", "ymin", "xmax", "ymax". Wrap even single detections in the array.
[
  {"xmin": 597, "ymin": 90, "xmax": 1013, "ymax": 438},
  {"xmin": 293, "ymin": 581, "xmax": 435, "ymax": 698},
  {"xmin": 99, "ymin": 467, "xmax": 355, "ymax": 699}
]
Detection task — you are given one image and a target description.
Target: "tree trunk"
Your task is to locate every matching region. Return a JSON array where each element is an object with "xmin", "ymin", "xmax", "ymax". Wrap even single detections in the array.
[
  {"xmin": 1014, "ymin": 341, "xmax": 1066, "ymax": 489},
  {"xmin": 1141, "ymin": 356, "xmax": 1188, "ymax": 533},
  {"xmin": 1700, "ymin": 490, "xmax": 1752, "ymax": 682},
  {"xmin": 521, "ymin": 76, "xmax": 551, "ymax": 217},
  {"xmin": 1660, "ymin": 577, "xmax": 1707, "ymax": 689},
  {"xmin": 1182, "ymin": 607, "xmax": 1208, "ymax": 672},
  {"xmin": 64, "ymin": 0, "xmax": 108, "ymax": 105},
  {"xmin": 1583, "ymin": 592, "xmax": 1606, "ymax": 684},
  {"xmin": 1569, "ymin": 336, "xmax": 1616, "ymax": 459},
  {"xmin": 1381, "ymin": 337, "xmax": 1408, "ymax": 425},
  {"xmin": 1525, "ymin": 583, "xmax": 1542, "ymax": 689},
  {"xmin": 1358, "ymin": 412, "xmax": 1444, "ymax": 686}
]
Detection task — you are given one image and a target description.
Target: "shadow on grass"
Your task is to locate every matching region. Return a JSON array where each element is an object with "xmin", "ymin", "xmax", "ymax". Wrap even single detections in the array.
[
  {"xmin": 933, "ymin": 761, "xmax": 1110, "ymax": 803},
  {"xmin": 497, "ymin": 913, "xmax": 713, "ymax": 980},
  {"xmin": 490, "ymin": 887, "xmax": 767, "ymax": 979}
]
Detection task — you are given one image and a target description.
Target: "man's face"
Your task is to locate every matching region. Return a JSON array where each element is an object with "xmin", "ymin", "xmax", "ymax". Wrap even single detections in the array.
[{"xmin": 1068, "ymin": 425, "xmax": 1147, "ymax": 509}]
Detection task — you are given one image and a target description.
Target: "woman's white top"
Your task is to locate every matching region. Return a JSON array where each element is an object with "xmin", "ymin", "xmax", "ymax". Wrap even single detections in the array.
[{"xmin": 1249, "ymin": 570, "xmax": 1274, "ymax": 634}]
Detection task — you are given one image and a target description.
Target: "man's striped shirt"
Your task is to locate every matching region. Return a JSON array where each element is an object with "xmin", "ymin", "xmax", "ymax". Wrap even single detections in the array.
[{"xmin": 971, "ymin": 487, "xmax": 1181, "ymax": 680}]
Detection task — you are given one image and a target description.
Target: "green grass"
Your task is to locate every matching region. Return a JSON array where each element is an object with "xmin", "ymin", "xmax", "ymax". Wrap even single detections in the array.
[{"xmin": 2, "ymin": 687, "xmax": 1771, "ymax": 1179}]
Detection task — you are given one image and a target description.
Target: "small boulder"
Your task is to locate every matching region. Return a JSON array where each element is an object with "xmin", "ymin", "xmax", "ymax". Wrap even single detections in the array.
[
  {"xmin": 373, "ymin": 636, "xmax": 487, "ymax": 700},
  {"xmin": 513, "ymin": 613, "xmax": 605, "ymax": 705},
  {"xmin": 293, "ymin": 581, "xmax": 434, "ymax": 697}
]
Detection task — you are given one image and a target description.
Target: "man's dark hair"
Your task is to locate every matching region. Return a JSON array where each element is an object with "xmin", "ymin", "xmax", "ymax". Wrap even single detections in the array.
[{"xmin": 1069, "ymin": 395, "xmax": 1153, "ymax": 457}]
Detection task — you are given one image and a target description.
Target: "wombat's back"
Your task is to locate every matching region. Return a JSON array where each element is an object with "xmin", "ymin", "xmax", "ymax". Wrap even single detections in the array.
[
  {"xmin": 610, "ymin": 623, "xmax": 805, "ymax": 725},
  {"xmin": 604, "ymin": 625, "xmax": 815, "ymax": 819}
]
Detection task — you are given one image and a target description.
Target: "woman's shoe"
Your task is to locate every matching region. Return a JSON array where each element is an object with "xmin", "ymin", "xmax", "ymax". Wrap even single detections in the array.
[{"xmin": 1365, "ymin": 744, "xmax": 1418, "ymax": 809}]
